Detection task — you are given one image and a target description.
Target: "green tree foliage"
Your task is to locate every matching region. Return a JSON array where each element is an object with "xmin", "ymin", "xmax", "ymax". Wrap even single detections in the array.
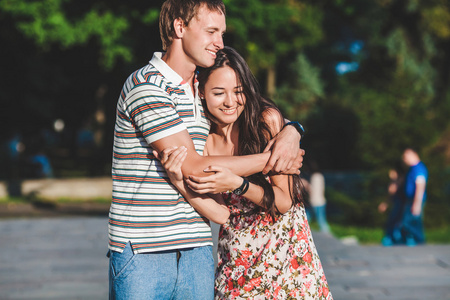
[
  {"xmin": 280, "ymin": 0, "xmax": 450, "ymax": 172},
  {"xmin": 274, "ymin": 53, "xmax": 324, "ymax": 121},
  {"xmin": 1, "ymin": 0, "xmax": 130, "ymax": 69},
  {"xmin": 0, "ymin": 0, "xmax": 164, "ymax": 69},
  {"xmin": 0, "ymin": 0, "xmax": 164, "ymax": 176},
  {"xmin": 1, "ymin": 0, "xmax": 449, "ymax": 193},
  {"xmin": 223, "ymin": 0, "xmax": 324, "ymax": 96}
]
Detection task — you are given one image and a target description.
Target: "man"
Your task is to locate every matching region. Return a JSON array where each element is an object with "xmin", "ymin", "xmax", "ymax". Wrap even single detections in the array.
[
  {"xmin": 108, "ymin": 1, "xmax": 304, "ymax": 298},
  {"xmin": 401, "ymin": 148, "xmax": 428, "ymax": 246}
]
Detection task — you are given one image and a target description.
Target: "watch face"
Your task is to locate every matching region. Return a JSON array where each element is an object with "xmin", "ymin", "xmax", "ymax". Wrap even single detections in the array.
[{"xmin": 233, "ymin": 187, "xmax": 242, "ymax": 195}]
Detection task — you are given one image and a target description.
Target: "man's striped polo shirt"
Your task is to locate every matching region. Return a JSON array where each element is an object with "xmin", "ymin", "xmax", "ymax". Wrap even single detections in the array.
[{"xmin": 108, "ymin": 52, "xmax": 212, "ymax": 254}]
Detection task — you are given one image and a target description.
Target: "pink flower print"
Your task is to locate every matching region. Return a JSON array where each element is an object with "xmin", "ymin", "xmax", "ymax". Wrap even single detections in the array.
[
  {"xmin": 297, "ymin": 231, "xmax": 307, "ymax": 241},
  {"xmin": 250, "ymin": 277, "xmax": 261, "ymax": 287},
  {"xmin": 303, "ymin": 252, "xmax": 312, "ymax": 263},
  {"xmin": 237, "ymin": 275, "xmax": 245, "ymax": 287},
  {"xmin": 227, "ymin": 279, "xmax": 233, "ymax": 291},
  {"xmin": 241, "ymin": 249, "xmax": 252, "ymax": 259},
  {"xmin": 288, "ymin": 228, "xmax": 296, "ymax": 238},
  {"xmin": 294, "ymin": 240, "xmax": 308, "ymax": 257},
  {"xmin": 231, "ymin": 265, "xmax": 245, "ymax": 280},
  {"xmin": 231, "ymin": 288, "xmax": 240, "ymax": 297},
  {"xmin": 291, "ymin": 258, "xmax": 299, "ymax": 269},
  {"xmin": 243, "ymin": 282, "xmax": 254, "ymax": 292},
  {"xmin": 303, "ymin": 279, "xmax": 312, "ymax": 290},
  {"xmin": 289, "ymin": 288, "xmax": 299, "ymax": 298},
  {"xmin": 300, "ymin": 265, "xmax": 311, "ymax": 277},
  {"xmin": 323, "ymin": 287, "xmax": 330, "ymax": 298},
  {"xmin": 235, "ymin": 257, "xmax": 249, "ymax": 268}
]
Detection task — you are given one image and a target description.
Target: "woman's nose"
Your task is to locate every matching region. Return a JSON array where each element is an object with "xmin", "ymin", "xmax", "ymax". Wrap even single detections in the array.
[{"xmin": 223, "ymin": 93, "xmax": 235, "ymax": 106}]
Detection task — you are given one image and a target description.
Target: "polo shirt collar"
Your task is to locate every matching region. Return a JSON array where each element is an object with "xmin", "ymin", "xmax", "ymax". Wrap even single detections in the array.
[{"xmin": 150, "ymin": 52, "xmax": 185, "ymax": 86}]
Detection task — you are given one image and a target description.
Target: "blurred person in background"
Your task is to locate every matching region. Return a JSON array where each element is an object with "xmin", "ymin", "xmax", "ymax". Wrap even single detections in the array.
[
  {"xmin": 401, "ymin": 148, "xmax": 428, "ymax": 246},
  {"xmin": 378, "ymin": 163, "xmax": 406, "ymax": 246},
  {"xmin": 302, "ymin": 161, "xmax": 331, "ymax": 234}
]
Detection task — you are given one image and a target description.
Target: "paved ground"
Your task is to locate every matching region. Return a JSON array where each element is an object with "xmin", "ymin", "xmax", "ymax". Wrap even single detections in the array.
[{"xmin": 0, "ymin": 216, "xmax": 449, "ymax": 299}]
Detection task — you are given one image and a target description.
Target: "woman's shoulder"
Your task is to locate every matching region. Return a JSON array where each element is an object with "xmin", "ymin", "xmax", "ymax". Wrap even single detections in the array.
[{"xmin": 261, "ymin": 107, "xmax": 284, "ymax": 133}]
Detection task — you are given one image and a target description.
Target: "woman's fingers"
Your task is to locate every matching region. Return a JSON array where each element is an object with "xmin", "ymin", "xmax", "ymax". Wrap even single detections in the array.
[
  {"xmin": 160, "ymin": 146, "xmax": 178, "ymax": 163},
  {"xmin": 165, "ymin": 147, "xmax": 187, "ymax": 169},
  {"xmin": 185, "ymin": 177, "xmax": 214, "ymax": 194}
]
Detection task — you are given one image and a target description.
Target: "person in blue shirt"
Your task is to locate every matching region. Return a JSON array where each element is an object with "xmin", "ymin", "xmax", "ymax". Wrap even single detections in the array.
[{"xmin": 401, "ymin": 148, "xmax": 428, "ymax": 246}]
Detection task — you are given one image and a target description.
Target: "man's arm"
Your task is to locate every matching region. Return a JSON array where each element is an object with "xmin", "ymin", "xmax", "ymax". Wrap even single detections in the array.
[
  {"xmin": 412, "ymin": 178, "xmax": 426, "ymax": 216},
  {"xmin": 262, "ymin": 119, "xmax": 304, "ymax": 175},
  {"xmin": 151, "ymin": 130, "xmax": 273, "ymax": 178}
]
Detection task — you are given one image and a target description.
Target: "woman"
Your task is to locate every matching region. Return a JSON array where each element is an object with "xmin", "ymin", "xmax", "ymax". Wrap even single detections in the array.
[{"xmin": 155, "ymin": 47, "xmax": 332, "ymax": 299}]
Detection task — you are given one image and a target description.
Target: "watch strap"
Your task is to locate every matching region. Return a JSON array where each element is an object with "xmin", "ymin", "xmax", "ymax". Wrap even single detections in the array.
[
  {"xmin": 232, "ymin": 178, "xmax": 250, "ymax": 196},
  {"xmin": 284, "ymin": 121, "xmax": 305, "ymax": 138}
]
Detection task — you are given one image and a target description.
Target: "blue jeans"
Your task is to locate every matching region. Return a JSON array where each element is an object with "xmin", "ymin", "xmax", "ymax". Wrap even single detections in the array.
[
  {"xmin": 383, "ymin": 197, "xmax": 404, "ymax": 243},
  {"xmin": 402, "ymin": 203, "xmax": 426, "ymax": 244},
  {"xmin": 109, "ymin": 243, "xmax": 214, "ymax": 300}
]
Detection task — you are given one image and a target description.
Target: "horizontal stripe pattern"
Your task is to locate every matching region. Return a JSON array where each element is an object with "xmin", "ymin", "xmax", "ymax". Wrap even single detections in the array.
[{"xmin": 109, "ymin": 54, "xmax": 212, "ymax": 254}]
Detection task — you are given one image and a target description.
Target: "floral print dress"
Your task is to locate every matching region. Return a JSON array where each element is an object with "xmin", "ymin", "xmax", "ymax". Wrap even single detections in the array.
[{"xmin": 215, "ymin": 192, "xmax": 333, "ymax": 300}]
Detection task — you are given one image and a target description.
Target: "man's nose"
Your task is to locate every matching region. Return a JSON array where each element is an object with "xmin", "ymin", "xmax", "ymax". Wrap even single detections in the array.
[{"xmin": 214, "ymin": 33, "xmax": 224, "ymax": 49}]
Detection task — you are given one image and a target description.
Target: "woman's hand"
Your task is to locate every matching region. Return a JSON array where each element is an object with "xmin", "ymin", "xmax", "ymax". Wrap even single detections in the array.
[
  {"xmin": 186, "ymin": 165, "xmax": 243, "ymax": 194},
  {"xmin": 153, "ymin": 146, "xmax": 187, "ymax": 184}
]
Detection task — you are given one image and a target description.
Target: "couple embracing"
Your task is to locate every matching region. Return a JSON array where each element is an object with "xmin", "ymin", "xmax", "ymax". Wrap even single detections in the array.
[{"xmin": 107, "ymin": 1, "xmax": 332, "ymax": 299}]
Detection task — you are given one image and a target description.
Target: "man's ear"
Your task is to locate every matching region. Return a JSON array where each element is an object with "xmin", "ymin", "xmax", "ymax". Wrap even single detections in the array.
[{"xmin": 173, "ymin": 18, "xmax": 185, "ymax": 38}]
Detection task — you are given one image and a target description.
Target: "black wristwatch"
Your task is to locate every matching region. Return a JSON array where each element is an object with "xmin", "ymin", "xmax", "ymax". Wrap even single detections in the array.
[
  {"xmin": 284, "ymin": 121, "xmax": 305, "ymax": 139},
  {"xmin": 232, "ymin": 178, "xmax": 250, "ymax": 196}
]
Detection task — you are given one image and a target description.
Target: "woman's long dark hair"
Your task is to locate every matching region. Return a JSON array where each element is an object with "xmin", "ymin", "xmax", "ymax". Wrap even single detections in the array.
[{"xmin": 198, "ymin": 46, "xmax": 303, "ymax": 218}]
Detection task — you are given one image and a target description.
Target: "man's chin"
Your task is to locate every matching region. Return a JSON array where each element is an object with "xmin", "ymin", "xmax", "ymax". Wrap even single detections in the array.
[{"xmin": 197, "ymin": 59, "xmax": 215, "ymax": 69}]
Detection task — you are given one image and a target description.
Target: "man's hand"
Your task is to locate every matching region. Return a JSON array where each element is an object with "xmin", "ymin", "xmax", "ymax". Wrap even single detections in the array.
[
  {"xmin": 262, "ymin": 125, "xmax": 304, "ymax": 175},
  {"xmin": 411, "ymin": 202, "xmax": 422, "ymax": 216}
]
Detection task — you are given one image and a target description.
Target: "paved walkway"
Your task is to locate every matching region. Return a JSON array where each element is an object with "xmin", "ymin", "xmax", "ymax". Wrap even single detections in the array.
[{"xmin": 0, "ymin": 217, "xmax": 449, "ymax": 299}]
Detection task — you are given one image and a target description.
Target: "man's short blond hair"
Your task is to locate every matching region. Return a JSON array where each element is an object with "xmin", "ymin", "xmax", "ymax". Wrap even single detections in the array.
[{"xmin": 159, "ymin": 0, "xmax": 226, "ymax": 50}]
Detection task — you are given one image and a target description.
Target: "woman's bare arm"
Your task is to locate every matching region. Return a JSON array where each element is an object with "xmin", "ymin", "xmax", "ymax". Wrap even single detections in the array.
[
  {"xmin": 154, "ymin": 146, "xmax": 230, "ymax": 224},
  {"xmin": 186, "ymin": 108, "xmax": 298, "ymax": 214},
  {"xmin": 151, "ymin": 128, "xmax": 303, "ymax": 179}
]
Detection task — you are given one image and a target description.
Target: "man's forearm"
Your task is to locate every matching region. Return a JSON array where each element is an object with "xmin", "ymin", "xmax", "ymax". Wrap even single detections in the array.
[
  {"xmin": 184, "ymin": 152, "xmax": 271, "ymax": 178},
  {"xmin": 171, "ymin": 180, "xmax": 230, "ymax": 224},
  {"xmin": 412, "ymin": 181, "xmax": 426, "ymax": 215}
]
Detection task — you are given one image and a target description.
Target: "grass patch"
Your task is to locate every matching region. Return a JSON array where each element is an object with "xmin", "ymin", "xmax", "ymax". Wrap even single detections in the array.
[
  {"xmin": 329, "ymin": 224, "xmax": 383, "ymax": 245},
  {"xmin": 0, "ymin": 196, "xmax": 111, "ymax": 204},
  {"xmin": 0, "ymin": 197, "xmax": 28, "ymax": 203},
  {"xmin": 324, "ymin": 223, "xmax": 450, "ymax": 245}
]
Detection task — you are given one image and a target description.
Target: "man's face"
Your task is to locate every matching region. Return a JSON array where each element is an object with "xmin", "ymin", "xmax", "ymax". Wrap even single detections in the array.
[
  {"xmin": 181, "ymin": 5, "xmax": 226, "ymax": 68},
  {"xmin": 402, "ymin": 149, "xmax": 415, "ymax": 166}
]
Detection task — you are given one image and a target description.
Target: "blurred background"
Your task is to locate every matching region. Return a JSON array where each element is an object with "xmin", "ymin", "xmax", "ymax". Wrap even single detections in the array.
[{"xmin": 0, "ymin": 0, "xmax": 449, "ymax": 243}]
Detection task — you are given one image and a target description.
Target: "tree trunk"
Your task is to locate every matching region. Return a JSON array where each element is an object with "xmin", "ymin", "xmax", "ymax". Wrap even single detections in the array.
[{"xmin": 266, "ymin": 65, "xmax": 276, "ymax": 98}]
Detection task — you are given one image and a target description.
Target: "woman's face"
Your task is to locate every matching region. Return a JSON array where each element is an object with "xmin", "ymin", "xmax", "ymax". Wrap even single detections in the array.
[{"xmin": 202, "ymin": 66, "xmax": 246, "ymax": 126}]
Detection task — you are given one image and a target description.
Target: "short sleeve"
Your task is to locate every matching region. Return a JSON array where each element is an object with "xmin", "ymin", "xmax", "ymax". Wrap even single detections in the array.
[
  {"xmin": 125, "ymin": 84, "xmax": 187, "ymax": 144},
  {"xmin": 415, "ymin": 175, "xmax": 426, "ymax": 184}
]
